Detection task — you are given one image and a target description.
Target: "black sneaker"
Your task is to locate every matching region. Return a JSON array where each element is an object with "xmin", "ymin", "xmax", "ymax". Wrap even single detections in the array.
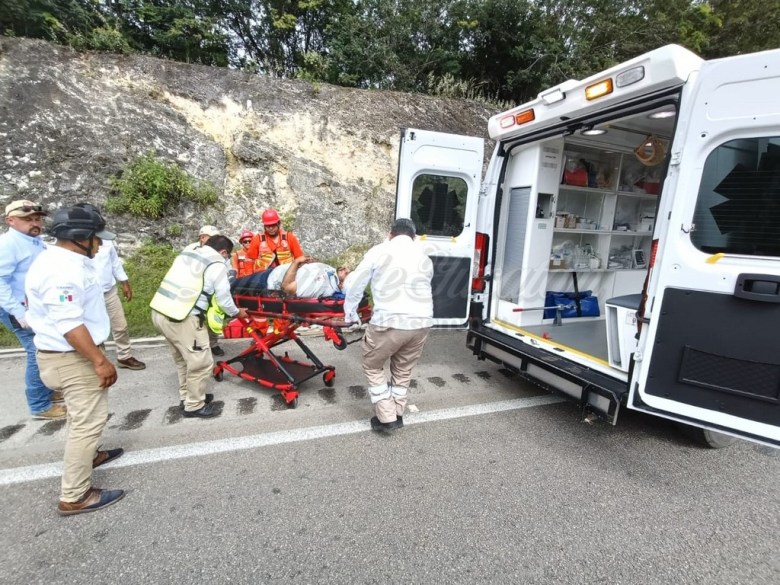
[
  {"xmin": 211, "ymin": 345, "xmax": 225, "ymax": 356},
  {"xmin": 182, "ymin": 403, "xmax": 220, "ymax": 418},
  {"xmin": 370, "ymin": 416, "xmax": 403, "ymax": 433},
  {"xmin": 179, "ymin": 393, "xmax": 214, "ymax": 410}
]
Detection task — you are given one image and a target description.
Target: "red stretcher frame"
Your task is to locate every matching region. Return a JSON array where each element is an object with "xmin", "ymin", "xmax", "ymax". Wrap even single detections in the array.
[{"xmin": 213, "ymin": 292, "xmax": 371, "ymax": 408}]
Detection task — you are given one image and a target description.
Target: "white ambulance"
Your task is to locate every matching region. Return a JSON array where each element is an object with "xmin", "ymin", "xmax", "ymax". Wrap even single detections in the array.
[{"xmin": 395, "ymin": 45, "xmax": 780, "ymax": 448}]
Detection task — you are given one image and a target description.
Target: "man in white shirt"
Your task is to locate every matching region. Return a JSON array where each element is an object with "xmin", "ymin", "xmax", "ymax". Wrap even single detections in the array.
[
  {"xmin": 343, "ymin": 218, "xmax": 433, "ymax": 432},
  {"xmin": 26, "ymin": 205, "xmax": 125, "ymax": 515},
  {"xmin": 76, "ymin": 204, "xmax": 146, "ymax": 370},
  {"xmin": 150, "ymin": 235, "xmax": 249, "ymax": 418},
  {"xmin": 0, "ymin": 199, "xmax": 64, "ymax": 420}
]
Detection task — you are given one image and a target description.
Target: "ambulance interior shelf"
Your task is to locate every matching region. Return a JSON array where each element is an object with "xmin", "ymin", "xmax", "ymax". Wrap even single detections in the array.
[{"xmin": 550, "ymin": 144, "xmax": 657, "ymax": 272}]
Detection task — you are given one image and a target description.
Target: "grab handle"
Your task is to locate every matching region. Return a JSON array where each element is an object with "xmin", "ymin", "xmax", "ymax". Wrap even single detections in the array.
[{"xmin": 734, "ymin": 273, "xmax": 780, "ymax": 303}]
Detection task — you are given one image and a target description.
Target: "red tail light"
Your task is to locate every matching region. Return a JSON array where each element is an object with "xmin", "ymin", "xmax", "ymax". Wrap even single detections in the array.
[
  {"xmin": 472, "ymin": 232, "xmax": 489, "ymax": 292},
  {"xmin": 648, "ymin": 239, "xmax": 659, "ymax": 269}
]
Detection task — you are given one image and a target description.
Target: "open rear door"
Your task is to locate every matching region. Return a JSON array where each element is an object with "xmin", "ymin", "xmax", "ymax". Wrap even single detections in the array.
[
  {"xmin": 629, "ymin": 49, "xmax": 780, "ymax": 447},
  {"xmin": 395, "ymin": 128, "xmax": 484, "ymax": 327}
]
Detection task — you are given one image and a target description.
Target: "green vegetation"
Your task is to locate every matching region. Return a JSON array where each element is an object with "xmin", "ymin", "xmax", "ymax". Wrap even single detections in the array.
[
  {"xmin": 1, "ymin": 1, "xmax": 777, "ymax": 105},
  {"xmin": 106, "ymin": 151, "xmax": 218, "ymax": 220},
  {"xmin": 0, "ymin": 324, "xmax": 16, "ymax": 348},
  {"xmin": 121, "ymin": 241, "xmax": 179, "ymax": 338}
]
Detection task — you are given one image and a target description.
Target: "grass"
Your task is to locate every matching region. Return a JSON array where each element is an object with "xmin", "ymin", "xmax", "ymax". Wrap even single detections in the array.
[
  {"xmin": 0, "ymin": 241, "xmax": 178, "ymax": 348},
  {"xmin": 120, "ymin": 241, "xmax": 179, "ymax": 338}
]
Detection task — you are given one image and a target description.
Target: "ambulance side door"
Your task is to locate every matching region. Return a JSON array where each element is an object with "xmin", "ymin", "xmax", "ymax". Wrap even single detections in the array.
[
  {"xmin": 395, "ymin": 128, "xmax": 485, "ymax": 327},
  {"xmin": 628, "ymin": 49, "xmax": 780, "ymax": 447}
]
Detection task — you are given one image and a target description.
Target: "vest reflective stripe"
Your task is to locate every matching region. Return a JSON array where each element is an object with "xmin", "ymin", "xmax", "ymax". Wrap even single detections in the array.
[
  {"xmin": 149, "ymin": 251, "xmax": 219, "ymax": 321},
  {"xmin": 257, "ymin": 232, "xmax": 292, "ymax": 270}
]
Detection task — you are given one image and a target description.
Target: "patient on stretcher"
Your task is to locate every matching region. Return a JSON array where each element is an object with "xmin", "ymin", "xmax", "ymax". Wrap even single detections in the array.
[{"xmin": 232, "ymin": 255, "xmax": 350, "ymax": 298}]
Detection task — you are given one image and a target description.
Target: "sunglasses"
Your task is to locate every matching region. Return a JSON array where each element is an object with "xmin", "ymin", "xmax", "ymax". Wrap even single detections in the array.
[{"xmin": 9, "ymin": 204, "xmax": 43, "ymax": 214}]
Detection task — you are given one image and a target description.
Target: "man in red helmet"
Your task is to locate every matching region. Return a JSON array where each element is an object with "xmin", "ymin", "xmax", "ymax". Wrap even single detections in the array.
[
  {"xmin": 231, "ymin": 229, "xmax": 259, "ymax": 279},
  {"xmin": 246, "ymin": 208, "xmax": 304, "ymax": 271}
]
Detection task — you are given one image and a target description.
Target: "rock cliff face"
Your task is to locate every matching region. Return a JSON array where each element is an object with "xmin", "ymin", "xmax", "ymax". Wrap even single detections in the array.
[{"xmin": 0, "ymin": 37, "xmax": 493, "ymax": 260}]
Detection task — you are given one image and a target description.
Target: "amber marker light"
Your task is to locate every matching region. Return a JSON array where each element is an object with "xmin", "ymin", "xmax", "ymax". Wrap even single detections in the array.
[
  {"xmin": 585, "ymin": 78, "xmax": 614, "ymax": 101},
  {"xmin": 514, "ymin": 109, "xmax": 535, "ymax": 125}
]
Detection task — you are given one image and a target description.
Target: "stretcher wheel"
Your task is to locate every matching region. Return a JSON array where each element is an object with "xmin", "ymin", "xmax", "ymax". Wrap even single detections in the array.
[
  {"xmin": 289, "ymin": 397, "xmax": 298, "ymax": 409},
  {"xmin": 332, "ymin": 334, "xmax": 348, "ymax": 350},
  {"xmin": 323, "ymin": 371, "xmax": 335, "ymax": 387},
  {"xmin": 214, "ymin": 369, "xmax": 223, "ymax": 382}
]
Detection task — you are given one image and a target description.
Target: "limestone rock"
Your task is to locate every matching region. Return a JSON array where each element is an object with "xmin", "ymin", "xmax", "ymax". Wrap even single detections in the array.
[{"xmin": 0, "ymin": 37, "xmax": 493, "ymax": 260}]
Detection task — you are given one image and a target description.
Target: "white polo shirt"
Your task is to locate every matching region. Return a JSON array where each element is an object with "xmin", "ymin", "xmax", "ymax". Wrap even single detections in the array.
[
  {"xmin": 93, "ymin": 240, "xmax": 128, "ymax": 292},
  {"xmin": 25, "ymin": 246, "xmax": 111, "ymax": 351},
  {"xmin": 266, "ymin": 262, "xmax": 341, "ymax": 297},
  {"xmin": 343, "ymin": 235, "xmax": 433, "ymax": 329}
]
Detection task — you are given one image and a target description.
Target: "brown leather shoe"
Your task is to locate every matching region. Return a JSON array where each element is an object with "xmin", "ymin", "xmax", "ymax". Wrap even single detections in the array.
[
  {"xmin": 51, "ymin": 391, "xmax": 65, "ymax": 403},
  {"xmin": 93, "ymin": 448, "xmax": 124, "ymax": 468},
  {"xmin": 117, "ymin": 357, "xmax": 146, "ymax": 370},
  {"xmin": 58, "ymin": 487, "xmax": 126, "ymax": 516}
]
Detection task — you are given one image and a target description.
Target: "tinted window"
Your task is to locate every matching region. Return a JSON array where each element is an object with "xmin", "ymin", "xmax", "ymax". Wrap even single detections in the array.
[
  {"xmin": 410, "ymin": 175, "xmax": 467, "ymax": 236},
  {"xmin": 692, "ymin": 137, "xmax": 780, "ymax": 256}
]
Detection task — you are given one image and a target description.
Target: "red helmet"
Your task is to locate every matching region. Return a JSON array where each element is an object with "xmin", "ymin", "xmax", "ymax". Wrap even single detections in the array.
[
  {"xmin": 239, "ymin": 229, "xmax": 253, "ymax": 242},
  {"xmin": 261, "ymin": 208, "xmax": 281, "ymax": 226}
]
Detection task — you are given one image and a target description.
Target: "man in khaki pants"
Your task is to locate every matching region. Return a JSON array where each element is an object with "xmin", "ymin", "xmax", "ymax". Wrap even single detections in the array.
[
  {"xmin": 343, "ymin": 218, "xmax": 433, "ymax": 432},
  {"xmin": 25, "ymin": 205, "xmax": 125, "ymax": 515}
]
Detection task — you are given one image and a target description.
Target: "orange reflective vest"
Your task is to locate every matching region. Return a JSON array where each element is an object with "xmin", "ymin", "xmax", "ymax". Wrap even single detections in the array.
[
  {"xmin": 246, "ymin": 229, "xmax": 304, "ymax": 271},
  {"xmin": 231, "ymin": 249, "xmax": 258, "ymax": 279}
]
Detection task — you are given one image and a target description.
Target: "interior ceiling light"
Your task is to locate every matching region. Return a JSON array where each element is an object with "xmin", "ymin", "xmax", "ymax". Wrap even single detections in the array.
[
  {"xmin": 581, "ymin": 128, "xmax": 607, "ymax": 136},
  {"xmin": 648, "ymin": 110, "xmax": 676, "ymax": 119}
]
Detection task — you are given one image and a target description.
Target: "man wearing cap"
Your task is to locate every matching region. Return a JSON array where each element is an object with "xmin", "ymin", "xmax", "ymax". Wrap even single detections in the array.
[
  {"xmin": 246, "ymin": 208, "xmax": 304, "ymax": 272},
  {"xmin": 183, "ymin": 225, "xmax": 225, "ymax": 354},
  {"xmin": 232, "ymin": 228, "xmax": 259, "ymax": 279},
  {"xmin": 0, "ymin": 199, "xmax": 64, "ymax": 420},
  {"xmin": 25, "ymin": 205, "xmax": 125, "ymax": 515},
  {"xmin": 184, "ymin": 224, "xmax": 220, "ymax": 252}
]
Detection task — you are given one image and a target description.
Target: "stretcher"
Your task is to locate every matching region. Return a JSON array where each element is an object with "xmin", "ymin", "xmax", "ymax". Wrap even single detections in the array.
[{"xmin": 213, "ymin": 291, "xmax": 371, "ymax": 408}]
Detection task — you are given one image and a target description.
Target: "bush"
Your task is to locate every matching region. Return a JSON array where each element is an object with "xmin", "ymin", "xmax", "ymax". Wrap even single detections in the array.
[
  {"xmin": 68, "ymin": 27, "xmax": 133, "ymax": 54},
  {"xmin": 107, "ymin": 152, "xmax": 218, "ymax": 219}
]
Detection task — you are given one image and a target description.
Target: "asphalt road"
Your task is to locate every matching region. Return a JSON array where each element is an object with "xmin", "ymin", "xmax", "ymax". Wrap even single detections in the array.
[{"xmin": 0, "ymin": 330, "xmax": 777, "ymax": 584}]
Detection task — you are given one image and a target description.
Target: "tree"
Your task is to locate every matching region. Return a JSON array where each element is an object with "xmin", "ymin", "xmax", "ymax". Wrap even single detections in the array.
[{"xmin": 706, "ymin": 0, "xmax": 780, "ymax": 58}]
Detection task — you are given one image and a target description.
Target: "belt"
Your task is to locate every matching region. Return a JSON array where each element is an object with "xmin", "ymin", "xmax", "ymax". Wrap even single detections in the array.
[{"xmin": 38, "ymin": 343, "xmax": 105, "ymax": 354}]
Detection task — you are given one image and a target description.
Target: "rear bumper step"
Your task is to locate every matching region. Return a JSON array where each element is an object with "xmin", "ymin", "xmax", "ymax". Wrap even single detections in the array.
[{"xmin": 467, "ymin": 323, "xmax": 628, "ymax": 424}]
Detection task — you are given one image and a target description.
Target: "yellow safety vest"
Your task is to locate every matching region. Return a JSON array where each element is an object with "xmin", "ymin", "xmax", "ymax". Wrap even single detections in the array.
[{"xmin": 149, "ymin": 250, "xmax": 221, "ymax": 321}]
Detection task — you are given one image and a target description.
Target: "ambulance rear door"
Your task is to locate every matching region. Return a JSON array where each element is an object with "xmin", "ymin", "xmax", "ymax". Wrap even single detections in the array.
[
  {"xmin": 395, "ymin": 128, "xmax": 485, "ymax": 327},
  {"xmin": 628, "ymin": 49, "xmax": 780, "ymax": 447}
]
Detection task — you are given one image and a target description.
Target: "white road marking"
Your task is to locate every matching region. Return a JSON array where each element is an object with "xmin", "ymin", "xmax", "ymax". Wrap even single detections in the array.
[{"xmin": 0, "ymin": 395, "xmax": 563, "ymax": 486}]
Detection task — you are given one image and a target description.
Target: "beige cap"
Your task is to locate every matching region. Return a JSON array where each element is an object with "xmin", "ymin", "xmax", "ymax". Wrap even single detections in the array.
[
  {"xmin": 199, "ymin": 225, "xmax": 220, "ymax": 236},
  {"xmin": 5, "ymin": 199, "xmax": 47, "ymax": 218}
]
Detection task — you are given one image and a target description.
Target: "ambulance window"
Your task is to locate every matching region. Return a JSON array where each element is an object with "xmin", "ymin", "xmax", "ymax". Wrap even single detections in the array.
[
  {"xmin": 691, "ymin": 137, "xmax": 780, "ymax": 257},
  {"xmin": 410, "ymin": 175, "xmax": 467, "ymax": 236}
]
